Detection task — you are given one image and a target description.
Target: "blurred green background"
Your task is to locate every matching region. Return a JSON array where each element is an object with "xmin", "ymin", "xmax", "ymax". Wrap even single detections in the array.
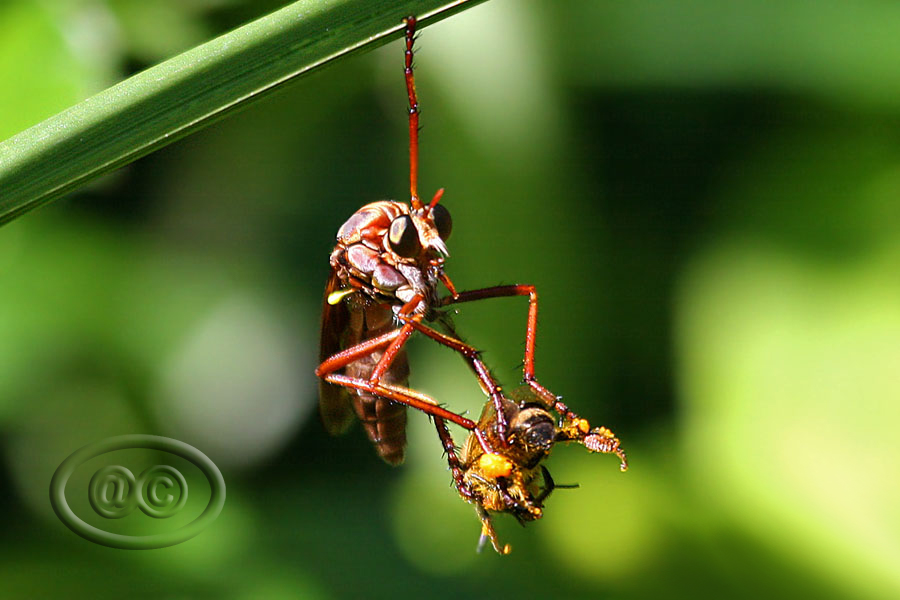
[{"xmin": 2, "ymin": 0, "xmax": 899, "ymax": 598}]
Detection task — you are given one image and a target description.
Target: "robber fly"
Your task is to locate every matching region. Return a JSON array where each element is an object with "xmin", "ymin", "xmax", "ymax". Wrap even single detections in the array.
[
  {"xmin": 435, "ymin": 386, "xmax": 628, "ymax": 554},
  {"xmin": 315, "ymin": 17, "xmax": 629, "ymax": 553},
  {"xmin": 316, "ymin": 16, "xmax": 563, "ymax": 463}
]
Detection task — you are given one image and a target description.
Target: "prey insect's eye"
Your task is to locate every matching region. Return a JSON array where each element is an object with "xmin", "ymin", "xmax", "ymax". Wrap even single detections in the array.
[
  {"xmin": 431, "ymin": 203, "xmax": 452, "ymax": 240},
  {"xmin": 524, "ymin": 422, "xmax": 556, "ymax": 451},
  {"xmin": 388, "ymin": 215, "xmax": 422, "ymax": 258}
]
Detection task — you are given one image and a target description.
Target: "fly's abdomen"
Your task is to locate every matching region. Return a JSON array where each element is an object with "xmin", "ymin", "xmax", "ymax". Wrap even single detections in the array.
[{"xmin": 345, "ymin": 348, "xmax": 409, "ymax": 465}]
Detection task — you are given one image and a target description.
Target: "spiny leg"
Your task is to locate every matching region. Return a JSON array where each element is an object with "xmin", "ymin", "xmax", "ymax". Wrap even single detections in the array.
[
  {"xmin": 556, "ymin": 421, "xmax": 629, "ymax": 472},
  {"xmin": 432, "ymin": 417, "xmax": 476, "ymax": 502},
  {"xmin": 440, "ymin": 285, "xmax": 629, "ymax": 469},
  {"xmin": 395, "ymin": 314, "xmax": 511, "ymax": 445},
  {"xmin": 403, "ymin": 15, "xmax": 423, "ymax": 211},
  {"xmin": 368, "ymin": 294, "xmax": 425, "ymax": 384},
  {"xmin": 442, "ymin": 284, "xmax": 585, "ymax": 421},
  {"xmin": 316, "ymin": 327, "xmax": 403, "ymax": 377}
]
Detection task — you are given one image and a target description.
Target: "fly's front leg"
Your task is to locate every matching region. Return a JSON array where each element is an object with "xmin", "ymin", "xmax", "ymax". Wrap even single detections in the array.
[
  {"xmin": 440, "ymin": 285, "xmax": 626, "ymax": 465},
  {"xmin": 367, "ymin": 294, "xmax": 425, "ymax": 385},
  {"xmin": 442, "ymin": 285, "xmax": 576, "ymax": 419}
]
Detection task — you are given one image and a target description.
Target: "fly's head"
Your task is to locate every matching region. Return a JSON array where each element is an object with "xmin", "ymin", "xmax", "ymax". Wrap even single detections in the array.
[
  {"xmin": 387, "ymin": 192, "xmax": 453, "ymax": 272},
  {"xmin": 330, "ymin": 195, "xmax": 453, "ymax": 306},
  {"xmin": 382, "ymin": 193, "xmax": 453, "ymax": 308}
]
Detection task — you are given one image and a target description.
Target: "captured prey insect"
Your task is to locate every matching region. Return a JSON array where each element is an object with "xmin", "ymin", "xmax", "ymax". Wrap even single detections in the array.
[
  {"xmin": 438, "ymin": 386, "xmax": 628, "ymax": 554},
  {"xmin": 316, "ymin": 15, "xmax": 559, "ymax": 464}
]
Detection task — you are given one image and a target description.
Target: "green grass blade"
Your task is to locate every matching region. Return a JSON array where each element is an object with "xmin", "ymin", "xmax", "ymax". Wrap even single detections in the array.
[{"xmin": 0, "ymin": 0, "xmax": 485, "ymax": 226}]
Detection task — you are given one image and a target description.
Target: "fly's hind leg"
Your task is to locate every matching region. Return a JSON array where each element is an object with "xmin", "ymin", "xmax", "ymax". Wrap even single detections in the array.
[{"xmin": 322, "ymin": 373, "xmax": 475, "ymax": 430}]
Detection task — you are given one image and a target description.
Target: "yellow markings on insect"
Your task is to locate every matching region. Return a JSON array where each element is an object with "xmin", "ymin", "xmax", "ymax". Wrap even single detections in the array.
[
  {"xmin": 594, "ymin": 426, "xmax": 614, "ymax": 438},
  {"xmin": 573, "ymin": 418, "xmax": 591, "ymax": 434},
  {"xmin": 327, "ymin": 288, "xmax": 356, "ymax": 305},
  {"xmin": 478, "ymin": 453, "xmax": 513, "ymax": 478}
]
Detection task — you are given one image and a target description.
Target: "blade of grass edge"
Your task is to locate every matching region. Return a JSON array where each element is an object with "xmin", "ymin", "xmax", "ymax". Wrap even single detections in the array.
[{"xmin": 0, "ymin": 0, "xmax": 486, "ymax": 226}]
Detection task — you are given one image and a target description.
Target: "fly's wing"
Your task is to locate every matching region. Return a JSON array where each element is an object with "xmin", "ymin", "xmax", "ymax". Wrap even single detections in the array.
[{"xmin": 318, "ymin": 272, "xmax": 355, "ymax": 435}]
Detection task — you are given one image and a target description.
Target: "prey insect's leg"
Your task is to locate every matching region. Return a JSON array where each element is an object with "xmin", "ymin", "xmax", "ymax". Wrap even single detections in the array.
[
  {"xmin": 323, "ymin": 373, "xmax": 475, "ymax": 430},
  {"xmin": 556, "ymin": 421, "xmax": 629, "ymax": 472},
  {"xmin": 533, "ymin": 465, "xmax": 556, "ymax": 505},
  {"xmin": 395, "ymin": 315, "xmax": 511, "ymax": 446},
  {"xmin": 475, "ymin": 505, "xmax": 510, "ymax": 555},
  {"xmin": 533, "ymin": 465, "xmax": 579, "ymax": 505}
]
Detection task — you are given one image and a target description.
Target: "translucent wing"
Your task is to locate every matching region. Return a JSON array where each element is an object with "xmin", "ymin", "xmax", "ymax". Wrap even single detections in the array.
[{"xmin": 318, "ymin": 272, "xmax": 355, "ymax": 435}]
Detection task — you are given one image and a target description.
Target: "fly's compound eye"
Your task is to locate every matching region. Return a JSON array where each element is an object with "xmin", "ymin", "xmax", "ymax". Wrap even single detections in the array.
[
  {"xmin": 388, "ymin": 215, "xmax": 422, "ymax": 258},
  {"xmin": 431, "ymin": 203, "xmax": 452, "ymax": 240}
]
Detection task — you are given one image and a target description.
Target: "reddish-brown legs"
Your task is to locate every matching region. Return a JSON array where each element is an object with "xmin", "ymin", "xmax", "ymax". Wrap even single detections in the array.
[
  {"xmin": 395, "ymin": 315, "xmax": 510, "ymax": 442},
  {"xmin": 367, "ymin": 293, "xmax": 425, "ymax": 383},
  {"xmin": 442, "ymin": 284, "xmax": 585, "ymax": 423},
  {"xmin": 321, "ymin": 373, "xmax": 474, "ymax": 429},
  {"xmin": 317, "ymin": 292, "xmax": 511, "ymax": 440},
  {"xmin": 318, "ymin": 280, "xmax": 586, "ymax": 452},
  {"xmin": 404, "ymin": 15, "xmax": 422, "ymax": 211},
  {"xmin": 433, "ymin": 417, "xmax": 475, "ymax": 500},
  {"xmin": 316, "ymin": 297, "xmax": 476, "ymax": 431}
]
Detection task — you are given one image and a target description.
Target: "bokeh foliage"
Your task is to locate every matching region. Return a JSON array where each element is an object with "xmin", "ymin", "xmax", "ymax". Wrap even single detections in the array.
[{"xmin": 1, "ymin": 1, "xmax": 898, "ymax": 599}]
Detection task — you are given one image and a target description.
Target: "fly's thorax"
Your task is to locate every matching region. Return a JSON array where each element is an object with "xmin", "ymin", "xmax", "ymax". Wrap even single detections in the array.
[
  {"xmin": 331, "ymin": 200, "xmax": 449, "ymax": 307},
  {"xmin": 335, "ymin": 200, "xmax": 405, "ymax": 245}
]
